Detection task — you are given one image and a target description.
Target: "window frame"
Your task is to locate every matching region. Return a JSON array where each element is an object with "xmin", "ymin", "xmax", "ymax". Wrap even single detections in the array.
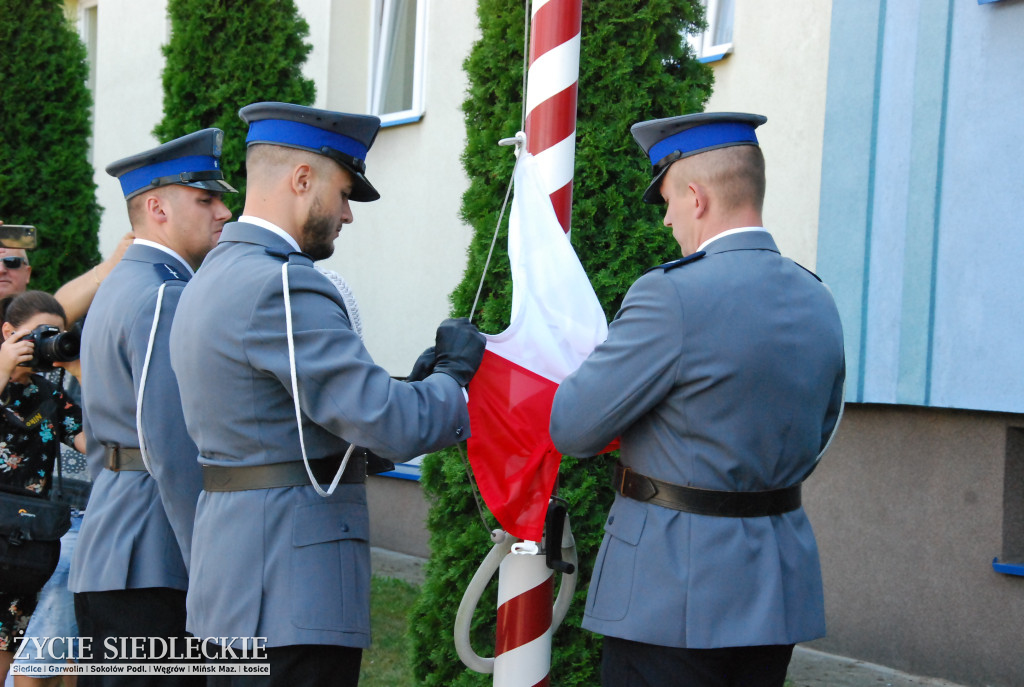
[
  {"xmin": 687, "ymin": 0, "xmax": 734, "ymax": 64},
  {"xmin": 368, "ymin": 0, "xmax": 428, "ymax": 128}
]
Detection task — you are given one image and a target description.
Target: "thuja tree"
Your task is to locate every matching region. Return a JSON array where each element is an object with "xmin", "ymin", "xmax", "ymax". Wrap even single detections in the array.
[
  {"xmin": 410, "ymin": 1, "xmax": 712, "ymax": 685},
  {"xmin": 0, "ymin": 0, "xmax": 100, "ymax": 293},
  {"xmin": 153, "ymin": 0, "xmax": 316, "ymax": 209}
]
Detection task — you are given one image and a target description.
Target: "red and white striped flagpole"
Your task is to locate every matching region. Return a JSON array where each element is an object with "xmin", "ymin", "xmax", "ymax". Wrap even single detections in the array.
[
  {"xmin": 493, "ymin": 548, "xmax": 555, "ymax": 686},
  {"xmin": 490, "ymin": 2, "xmax": 582, "ymax": 685},
  {"xmin": 524, "ymin": 0, "xmax": 582, "ymax": 234}
]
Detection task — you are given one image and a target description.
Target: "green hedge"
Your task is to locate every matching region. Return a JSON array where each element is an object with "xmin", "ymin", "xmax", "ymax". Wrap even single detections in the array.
[
  {"xmin": 410, "ymin": 1, "xmax": 712, "ymax": 685},
  {"xmin": 153, "ymin": 0, "xmax": 317, "ymax": 208},
  {"xmin": 0, "ymin": 0, "xmax": 100, "ymax": 293}
]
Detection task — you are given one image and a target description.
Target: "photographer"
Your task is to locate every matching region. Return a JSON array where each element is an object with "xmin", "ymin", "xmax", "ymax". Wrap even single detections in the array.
[{"xmin": 0, "ymin": 291, "xmax": 84, "ymax": 683}]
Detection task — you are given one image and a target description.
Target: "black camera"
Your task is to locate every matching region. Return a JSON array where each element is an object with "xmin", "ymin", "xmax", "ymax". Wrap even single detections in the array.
[{"xmin": 19, "ymin": 324, "xmax": 80, "ymax": 370}]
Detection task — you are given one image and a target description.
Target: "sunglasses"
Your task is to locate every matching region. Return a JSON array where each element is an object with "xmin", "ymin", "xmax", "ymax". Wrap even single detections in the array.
[{"xmin": 0, "ymin": 257, "xmax": 28, "ymax": 270}]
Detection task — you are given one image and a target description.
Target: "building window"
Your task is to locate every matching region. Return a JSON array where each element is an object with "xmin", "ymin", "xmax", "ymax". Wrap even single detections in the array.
[
  {"xmin": 369, "ymin": 0, "xmax": 426, "ymax": 127},
  {"xmin": 74, "ymin": 0, "xmax": 99, "ymax": 163},
  {"xmin": 687, "ymin": 0, "xmax": 734, "ymax": 64},
  {"xmin": 995, "ymin": 427, "xmax": 1024, "ymax": 576}
]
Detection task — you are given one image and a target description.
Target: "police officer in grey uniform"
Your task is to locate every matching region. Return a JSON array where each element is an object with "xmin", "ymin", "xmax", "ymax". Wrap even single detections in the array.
[
  {"xmin": 70, "ymin": 129, "xmax": 235, "ymax": 684},
  {"xmin": 169, "ymin": 102, "xmax": 485, "ymax": 686},
  {"xmin": 549, "ymin": 113, "xmax": 846, "ymax": 687}
]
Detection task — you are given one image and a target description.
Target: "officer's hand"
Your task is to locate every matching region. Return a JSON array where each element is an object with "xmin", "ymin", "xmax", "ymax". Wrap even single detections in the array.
[
  {"xmin": 406, "ymin": 346, "xmax": 435, "ymax": 382},
  {"xmin": 432, "ymin": 318, "xmax": 485, "ymax": 387}
]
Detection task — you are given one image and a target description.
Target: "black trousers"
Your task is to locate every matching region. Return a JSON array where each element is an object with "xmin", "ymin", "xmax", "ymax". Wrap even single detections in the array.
[
  {"xmin": 601, "ymin": 636, "xmax": 794, "ymax": 687},
  {"xmin": 74, "ymin": 587, "xmax": 203, "ymax": 687},
  {"xmin": 206, "ymin": 644, "xmax": 362, "ymax": 687}
]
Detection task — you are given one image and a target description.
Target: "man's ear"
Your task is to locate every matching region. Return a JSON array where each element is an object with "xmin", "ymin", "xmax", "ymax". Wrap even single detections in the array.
[
  {"xmin": 690, "ymin": 182, "xmax": 709, "ymax": 219},
  {"xmin": 291, "ymin": 163, "xmax": 314, "ymax": 196},
  {"xmin": 145, "ymin": 192, "xmax": 170, "ymax": 224}
]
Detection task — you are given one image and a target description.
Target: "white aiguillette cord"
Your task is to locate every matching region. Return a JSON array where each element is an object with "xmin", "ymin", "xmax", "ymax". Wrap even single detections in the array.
[
  {"xmin": 136, "ymin": 264, "xmax": 363, "ymax": 495},
  {"xmin": 135, "ymin": 283, "xmax": 165, "ymax": 474},
  {"xmin": 283, "ymin": 262, "xmax": 356, "ymax": 497}
]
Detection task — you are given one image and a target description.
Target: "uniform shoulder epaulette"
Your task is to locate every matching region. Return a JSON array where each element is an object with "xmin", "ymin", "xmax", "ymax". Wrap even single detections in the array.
[
  {"xmin": 644, "ymin": 250, "xmax": 706, "ymax": 275},
  {"xmin": 153, "ymin": 263, "xmax": 187, "ymax": 282},
  {"xmin": 265, "ymin": 247, "xmax": 314, "ymax": 267},
  {"xmin": 793, "ymin": 261, "xmax": 822, "ymax": 282}
]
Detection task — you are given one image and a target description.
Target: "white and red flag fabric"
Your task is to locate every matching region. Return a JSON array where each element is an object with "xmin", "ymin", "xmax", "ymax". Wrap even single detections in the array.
[{"xmin": 467, "ymin": 151, "xmax": 611, "ymax": 543}]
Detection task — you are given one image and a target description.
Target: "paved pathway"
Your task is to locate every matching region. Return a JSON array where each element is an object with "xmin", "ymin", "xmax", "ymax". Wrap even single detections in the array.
[{"xmin": 788, "ymin": 647, "xmax": 969, "ymax": 687}]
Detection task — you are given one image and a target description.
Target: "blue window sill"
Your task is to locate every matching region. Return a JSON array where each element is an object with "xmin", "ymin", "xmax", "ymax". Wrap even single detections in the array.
[
  {"xmin": 380, "ymin": 113, "xmax": 424, "ymax": 128},
  {"xmin": 698, "ymin": 43, "xmax": 733, "ymax": 64},
  {"xmin": 699, "ymin": 52, "xmax": 729, "ymax": 64},
  {"xmin": 992, "ymin": 557, "xmax": 1024, "ymax": 576},
  {"xmin": 374, "ymin": 462, "xmax": 422, "ymax": 481}
]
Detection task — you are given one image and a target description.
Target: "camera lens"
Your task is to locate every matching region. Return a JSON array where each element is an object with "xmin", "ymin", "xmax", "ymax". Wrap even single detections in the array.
[
  {"xmin": 51, "ymin": 332, "xmax": 80, "ymax": 362},
  {"xmin": 38, "ymin": 331, "xmax": 81, "ymax": 365},
  {"xmin": 22, "ymin": 325, "xmax": 81, "ymax": 369}
]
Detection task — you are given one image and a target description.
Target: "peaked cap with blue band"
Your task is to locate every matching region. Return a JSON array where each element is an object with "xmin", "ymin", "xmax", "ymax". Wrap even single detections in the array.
[
  {"xmin": 239, "ymin": 102, "xmax": 382, "ymax": 203},
  {"xmin": 106, "ymin": 128, "xmax": 237, "ymax": 200},
  {"xmin": 631, "ymin": 112, "xmax": 767, "ymax": 204}
]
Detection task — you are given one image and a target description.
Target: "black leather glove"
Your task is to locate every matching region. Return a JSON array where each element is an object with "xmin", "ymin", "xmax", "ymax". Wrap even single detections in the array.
[
  {"xmin": 406, "ymin": 346, "xmax": 436, "ymax": 382},
  {"xmin": 432, "ymin": 318, "xmax": 485, "ymax": 387}
]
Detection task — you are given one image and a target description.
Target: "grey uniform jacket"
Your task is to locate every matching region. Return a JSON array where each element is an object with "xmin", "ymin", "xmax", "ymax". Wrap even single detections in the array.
[
  {"xmin": 69, "ymin": 243, "xmax": 202, "ymax": 593},
  {"xmin": 550, "ymin": 231, "xmax": 845, "ymax": 649},
  {"xmin": 169, "ymin": 222, "xmax": 471, "ymax": 649}
]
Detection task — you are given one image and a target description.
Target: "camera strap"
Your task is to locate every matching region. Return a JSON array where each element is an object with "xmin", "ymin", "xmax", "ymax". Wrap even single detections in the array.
[{"xmin": 282, "ymin": 259, "xmax": 356, "ymax": 498}]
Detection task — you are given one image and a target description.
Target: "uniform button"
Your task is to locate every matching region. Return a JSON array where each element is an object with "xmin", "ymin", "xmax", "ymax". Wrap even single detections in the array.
[
  {"xmin": 340, "ymin": 524, "xmax": 349, "ymax": 533},
  {"xmin": 455, "ymin": 426, "xmax": 464, "ymax": 437},
  {"xmin": 607, "ymin": 516, "xmax": 615, "ymax": 525}
]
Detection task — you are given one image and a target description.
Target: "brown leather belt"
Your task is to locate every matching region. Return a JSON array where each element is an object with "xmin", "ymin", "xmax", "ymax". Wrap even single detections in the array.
[
  {"xmin": 202, "ymin": 454, "xmax": 371, "ymax": 492},
  {"xmin": 104, "ymin": 447, "xmax": 148, "ymax": 472},
  {"xmin": 614, "ymin": 462, "xmax": 801, "ymax": 517}
]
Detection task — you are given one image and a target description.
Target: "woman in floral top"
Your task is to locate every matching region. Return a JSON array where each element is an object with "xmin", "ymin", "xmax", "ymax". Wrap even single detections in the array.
[{"xmin": 0, "ymin": 291, "xmax": 84, "ymax": 680}]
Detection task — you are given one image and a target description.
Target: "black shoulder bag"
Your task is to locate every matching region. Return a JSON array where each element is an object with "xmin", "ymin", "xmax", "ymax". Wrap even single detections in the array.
[
  {"xmin": 0, "ymin": 483, "xmax": 71, "ymax": 595},
  {"xmin": 0, "ymin": 390, "xmax": 73, "ymax": 595}
]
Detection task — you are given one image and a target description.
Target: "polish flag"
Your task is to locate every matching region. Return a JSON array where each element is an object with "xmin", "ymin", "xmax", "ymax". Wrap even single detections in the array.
[{"xmin": 467, "ymin": 151, "xmax": 610, "ymax": 542}]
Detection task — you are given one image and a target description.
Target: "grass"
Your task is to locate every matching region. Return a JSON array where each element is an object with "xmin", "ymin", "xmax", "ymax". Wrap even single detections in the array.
[
  {"xmin": 359, "ymin": 575, "xmax": 798, "ymax": 687},
  {"xmin": 360, "ymin": 576, "xmax": 420, "ymax": 687}
]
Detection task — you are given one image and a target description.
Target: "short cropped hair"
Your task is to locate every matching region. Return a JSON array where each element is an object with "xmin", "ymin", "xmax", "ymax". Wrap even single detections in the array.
[
  {"xmin": 670, "ymin": 144, "xmax": 766, "ymax": 214},
  {"xmin": 245, "ymin": 143, "xmax": 337, "ymax": 183},
  {"xmin": 126, "ymin": 193, "xmax": 147, "ymax": 227}
]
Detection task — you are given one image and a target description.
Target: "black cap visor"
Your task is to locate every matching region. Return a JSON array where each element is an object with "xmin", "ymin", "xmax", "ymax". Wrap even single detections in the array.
[
  {"xmin": 185, "ymin": 178, "xmax": 238, "ymax": 195},
  {"xmin": 341, "ymin": 167, "xmax": 380, "ymax": 203},
  {"xmin": 126, "ymin": 170, "xmax": 237, "ymax": 199},
  {"xmin": 320, "ymin": 148, "xmax": 379, "ymax": 202},
  {"xmin": 642, "ymin": 166, "xmax": 671, "ymax": 205}
]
